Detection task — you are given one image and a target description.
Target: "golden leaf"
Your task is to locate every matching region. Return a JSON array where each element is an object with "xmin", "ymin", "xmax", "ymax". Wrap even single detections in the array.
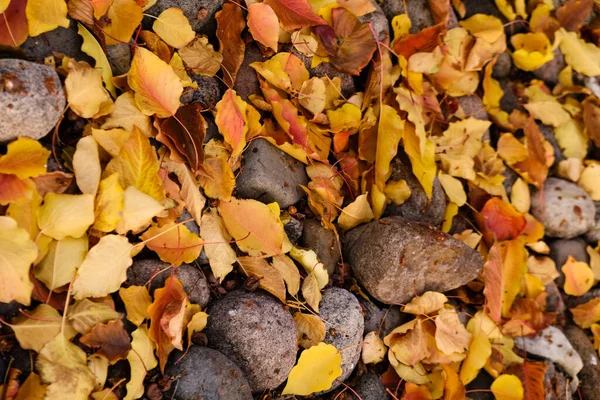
[{"xmin": 282, "ymin": 343, "xmax": 342, "ymax": 395}]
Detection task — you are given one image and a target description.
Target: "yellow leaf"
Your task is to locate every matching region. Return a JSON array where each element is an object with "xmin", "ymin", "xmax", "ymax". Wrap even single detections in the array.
[
  {"xmin": 34, "ymin": 236, "xmax": 88, "ymax": 290},
  {"xmin": 526, "ymin": 256, "xmax": 559, "ymax": 285},
  {"xmin": 140, "ymin": 222, "xmax": 203, "ymax": 266},
  {"xmin": 554, "ymin": 118, "xmax": 588, "ymax": 159},
  {"xmin": 102, "ymin": 93, "xmax": 153, "ymax": 137},
  {"xmin": 491, "ymin": 374, "xmax": 524, "ymax": 400},
  {"xmin": 128, "ymin": 47, "xmax": 182, "ymax": 118},
  {"xmin": 301, "ymin": 270, "xmax": 322, "ymax": 312},
  {"xmin": 0, "ymin": 0, "xmax": 10, "ymax": 12},
  {"xmin": 435, "ymin": 308, "xmax": 472, "ymax": 355},
  {"xmin": 116, "ymin": 186, "xmax": 164, "ymax": 235},
  {"xmin": 587, "ymin": 246, "xmax": 600, "ymax": 281},
  {"xmin": 68, "ymin": 299, "xmax": 121, "ymax": 334},
  {"xmin": 178, "ymin": 36, "xmax": 223, "ymax": 77},
  {"xmin": 338, "ymin": 193, "xmax": 375, "ymax": 230},
  {"xmin": 73, "ymin": 136, "xmax": 101, "ymax": 196},
  {"xmin": 557, "ymin": 27, "xmax": 600, "ymax": 76},
  {"xmin": 388, "ymin": 351, "xmax": 430, "ymax": 384},
  {"xmin": 36, "ymin": 334, "xmax": 95, "ymax": 400},
  {"xmin": 14, "ymin": 372, "xmax": 47, "ymax": 400},
  {"xmin": 562, "ymin": 255, "xmax": 594, "ymax": 296},
  {"xmin": 405, "ymin": 123, "xmax": 436, "ymax": 199},
  {"xmin": 362, "ymin": 331, "xmax": 386, "ymax": 364},
  {"xmin": 510, "ymin": 33, "xmax": 554, "ymax": 71},
  {"xmin": 251, "ymin": 52, "xmax": 309, "ymax": 93},
  {"xmin": 579, "ymin": 163, "xmax": 600, "ymax": 200},
  {"xmin": 571, "ymin": 298, "xmax": 600, "ymax": 328},
  {"xmin": 105, "ymin": 127, "xmax": 166, "ymax": 201},
  {"xmin": 282, "ymin": 342, "xmax": 342, "ymax": 395},
  {"xmin": 93, "ymin": 173, "xmax": 124, "ymax": 233},
  {"xmin": 89, "ymin": 0, "xmax": 112, "ymax": 19},
  {"xmin": 438, "ymin": 172, "xmax": 466, "ymax": 206},
  {"xmin": 152, "ymin": 8, "xmax": 195, "ymax": 48},
  {"xmin": 186, "ymin": 310, "xmax": 208, "ymax": 344},
  {"xmin": 384, "ymin": 179, "xmax": 411, "ymax": 205},
  {"xmin": 197, "ymin": 156, "xmax": 235, "ymax": 200},
  {"xmin": 26, "ymin": 0, "xmax": 69, "ymax": 37},
  {"xmin": 375, "ymin": 105, "xmax": 404, "ymax": 189},
  {"xmin": 510, "ymin": 178, "xmax": 530, "ymax": 213},
  {"xmin": 77, "ymin": 23, "xmax": 116, "ymax": 97},
  {"xmin": 523, "ymin": 85, "xmax": 569, "ymax": 128},
  {"xmin": 460, "ymin": 14, "xmax": 504, "ymax": 43},
  {"xmin": 64, "ymin": 59, "xmax": 114, "ymax": 119},
  {"xmin": 237, "ymin": 256, "xmax": 287, "ymax": 302},
  {"xmin": 289, "ymin": 246, "xmax": 329, "ymax": 288},
  {"xmin": 272, "ymin": 254, "xmax": 301, "ymax": 296},
  {"xmin": 10, "ymin": 304, "xmax": 74, "ymax": 352},
  {"xmin": 91, "ymin": 128, "xmax": 130, "ymax": 158},
  {"xmin": 218, "ymin": 197, "xmax": 284, "ymax": 257},
  {"xmin": 403, "ymin": 291, "xmax": 448, "ymax": 315},
  {"xmin": 104, "ymin": 0, "xmax": 143, "ymax": 46},
  {"xmin": 293, "ymin": 312, "xmax": 325, "ymax": 349},
  {"xmin": 327, "ymin": 103, "xmax": 362, "ymax": 133},
  {"xmin": 169, "ymin": 52, "xmax": 198, "ymax": 89},
  {"xmin": 119, "ymin": 286, "xmax": 152, "ymax": 326},
  {"xmin": 37, "ymin": 193, "xmax": 95, "ymax": 240},
  {"xmin": 125, "ymin": 326, "xmax": 157, "ymax": 400},
  {"xmin": 299, "ymin": 77, "xmax": 327, "ymax": 115},
  {"xmin": 71, "ymin": 235, "xmax": 133, "ymax": 300},
  {"xmin": 199, "ymin": 208, "xmax": 235, "ymax": 282},
  {"xmin": 247, "ymin": 3, "xmax": 279, "ymax": 51},
  {"xmin": 459, "ymin": 329, "xmax": 492, "ymax": 385},
  {"xmin": 499, "ymin": 240, "xmax": 528, "ymax": 318},
  {"xmin": 442, "ymin": 202, "xmax": 459, "ymax": 232},
  {"xmin": 0, "ymin": 137, "xmax": 50, "ymax": 179},
  {"xmin": 162, "ymin": 157, "xmax": 205, "ymax": 226},
  {"xmin": 215, "ymin": 89, "xmax": 252, "ymax": 157}
]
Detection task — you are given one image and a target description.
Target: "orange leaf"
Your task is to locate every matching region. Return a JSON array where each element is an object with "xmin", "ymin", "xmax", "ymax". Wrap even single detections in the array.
[
  {"xmin": 478, "ymin": 197, "xmax": 527, "ymax": 242},
  {"xmin": 482, "ymin": 243, "xmax": 502, "ymax": 323},
  {"xmin": 562, "ymin": 255, "xmax": 594, "ymax": 296},
  {"xmin": 571, "ymin": 298, "xmax": 600, "ymax": 328},
  {"xmin": 442, "ymin": 364, "xmax": 466, "ymax": 400},
  {"xmin": 147, "ymin": 276, "xmax": 188, "ymax": 373},
  {"xmin": 264, "ymin": 0, "xmax": 325, "ymax": 31},
  {"xmin": 215, "ymin": 89, "xmax": 250, "ymax": 157},
  {"xmin": 103, "ymin": 0, "xmax": 142, "ymax": 46},
  {"xmin": 0, "ymin": 0, "xmax": 28, "ymax": 47},
  {"xmin": 0, "ymin": 174, "xmax": 34, "ymax": 205},
  {"xmin": 197, "ymin": 156, "xmax": 235, "ymax": 201},
  {"xmin": 393, "ymin": 23, "xmax": 445, "ymax": 59},
  {"xmin": 511, "ymin": 119, "xmax": 549, "ymax": 188},
  {"xmin": 140, "ymin": 222, "xmax": 204, "ymax": 267},
  {"xmin": 502, "ymin": 298, "xmax": 554, "ymax": 337},
  {"xmin": 507, "ymin": 361, "xmax": 547, "ymax": 400},
  {"xmin": 79, "ymin": 319, "xmax": 132, "ymax": 364},
  {"xmin": 216, "ymin": 3, "xmax": 245, "ymax": 87},
  {"xmin": 498, "ymin": 239, "xmax": 528, "ymax": 318},
  {"xmin": 158, "ymin": 104, "xmax": 206, "ymax": 172},
  {"xmin": 247, "ymin": 3, "xmax": 279, "ymax": 52},
  {"xmin": 237, "ymin": 256, "xmax": 287, "ymax": 303},
  {"xmin": 401, "ymin": 383, "xmax": 432, "ymax": 400}
]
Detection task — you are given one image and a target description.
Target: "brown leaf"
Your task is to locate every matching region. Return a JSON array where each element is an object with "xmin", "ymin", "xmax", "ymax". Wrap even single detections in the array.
[
  {"xmin": 264, "ymin": 0, "xmax": 326, "ymax": 31},
  {"xmin": 138, "ymin": 30, "xmax": 172, "ymax": 63},
  {"xmin": 583, "ymin": 97, "xmax": 600, "ymax": 147},
  {"xmin": 502, "ymin": 298, "xmax": 555, "ymax": 337},
  {"xmin": 482, "ymin": 243, "xmax": 502, "ymax": 323},
  {"xmin": 428, "ymin": 0, "xmax": 450, "ymax": 25},
  {"xmin": 80, "ymin": 319, "xmax": 132, "ymax": 364},
  {"xmin": 216, "ymin": 3, "xmax": 245, "ymax": 87},
  {"xmin": 158, "ymin": 104, "xmax": 206, "ymax": 172},
  {"xmin": 237, "ymin": 256, "xmax": 287, "ymax": 303},
  {"xmin": 32, "ymin": 171, "xmax": 74, "ymax": 197},
  {"xmin": 556, "ymin": 0, "xmax": 593, "ymax": 32},
  {"xmin": 512, "ymin": 118, "xmax": 549, "ymax": 188},
  {"xmin": 67, "ymin": 0, "xmax": 94, "ymax": 26},
  {"xmin": 392, "ymin": 23, "xmax": 445, "ymax": 59},
  {"xmin": 507, "ymin": 361, "xmax": 547, "ymax": 400}
]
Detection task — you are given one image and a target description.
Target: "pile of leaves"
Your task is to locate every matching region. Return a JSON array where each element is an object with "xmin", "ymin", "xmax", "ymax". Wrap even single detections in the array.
[{"xmin": 3, "ymin": 0, "xmax": 600, "ymax": 398}]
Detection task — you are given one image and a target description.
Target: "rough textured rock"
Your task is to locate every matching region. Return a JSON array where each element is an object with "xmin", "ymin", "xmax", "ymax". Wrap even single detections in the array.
[
  {"xmin": 550, "ymin": 238, "xmax": 589, "ymax": 270},
  {"xmin": 345, "ymin": 217, "xmax": 483, "ymax": 305},
  {"xmin": 381, "ymin": 0, "xmax": 434, "ymax": 33},
  {"xmin": 145, "ymin": 0, "xmax": 225, "ymax": 35},
  {"xmin": 318, "ymin": 288, "xmax": 364, "ymax": 392},
  {"xmin": 564, "ymin": 325, "xmax": 600, "ymax": 400},
  {"xmin": 502, "ymin": 165, "xmax": 520, "ymax": 197},
  {"xmin": 358, "ymin": 3, "xmax": 390, "ymax": 42},
  {"xmin": 543, "ymin": 361, "xmax": 573, "ymax": 400},
  {"xmin": 586, "ymin": 202, "xmax": 600, "ymax": 244},
  {"xmin": 457, "ymin": 95, "xmax": 489, "ymax": 121},
  {"xmin": 283, "ymin": 215, "xmax": 303, "ymax": 245},
  {"xmin": 190, "ymin": 75, "xmax": 221, "ymax": 109},
  {"xmin": 360, "ymin": 299, "xmax": 404, "ymax": 337},
  {"xmin": 106, "ymin": 43, "xmax": 131, "ymax": 76},
  {"xmin": 538, "ymin": 124, "xmax": 564, "ymax": 165},
  {"xmin": 492, "ymin": 51, "xmax": 512, "ymax": 78},
  {"xmin": 205, "ymin": 291, "xmax": 297, "ymax": 391},
  {"xmin": 534, "ymin": 49, "xmax": 565, "ymax": 86},
  {"xmin": 0, "ymin": 59, "xmax": 66, "ymax": 142},
  {"xmin": 20, "ymin": 19, "xmax": 91, "ymax": 63},
  {"xmin": 234, "ymin": 42, "xmax": 264, "ymax": 102},
  {"xmin": 127, "ymin": 259, "xmax": 210, "ymax": 307},
  {"xmin": 166, "ymin": 346, "xmax": 253, "ymax": 400},
  {"xmin": 383, "ymin": 158, "xmax": 446, "ymax": 226},
  {"xmin": 531, "ymin": 178, "xmax": 596, "ymax": 239},
  {"xmin": 300, "ymin": 219, "xmax": 340, "ymax": 276},
  {"xmin": 235, "ymin": 138, "xmax": 308, "ymax": 208},
  {"xmin": 0, "ymin": 301, "xmax": 20, "ymax": 320},
  {"xmin": 353, "ymin": 373, "xmax": 390, "ymax": 400}
]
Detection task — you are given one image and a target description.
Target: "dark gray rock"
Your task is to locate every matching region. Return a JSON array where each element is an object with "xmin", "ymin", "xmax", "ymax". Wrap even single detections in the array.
[
  {"xmin": 359, "ymin": 299, "xmax": 404, "ymax": 337},
  {"xmin": 106, "ymin": 43, "xmax": 131, "ymax": 76},
  {"xmin": 21, "ymin": 19, "xmax": 91, "ymax": 63},
  {"xmin": 545, "ymin": 282, "xmax": 566, "ymax": 322},
  {"xmin": 0, "ymin": 59, "xmax": 66, "ymax": 142},
  {"xmin": 145, "ymin": 0, "xmax": 225, "ymax": 35},
  {"xmin": 457, "ymin": 95, "xmax": 489, "ymax": 121},
  {"xmin": 190, "ymin": 75, "xmax": 221, "ymax": 109},
  {"xmin": 234, "ymin": 42, "xmax": 264, "ymax": 102},
  {"xmin": 235, "ymin": 138, "xmax": 308, "ymax": 208},
  {"xmin": 381, "ymin": 0, "xmax": 434, "ymax": 33},
  {"xmin": 283, "ymin": 215, "xmax": 303, "ymax": 244},
  {"xmin": 353, "ymin": 373, "xmax": 390, "ymax": 400},
  {"xmin": 345, "ymin": 217, "xmax": 483, "ymax": 304},
  {"xmin": 127, "ymin": 259, "xmax": 210, "ymax": 307},
  {"xmin": 550, "ymin": 238, "xmax": 589, "ymax": 270},
  {"xmin": 300, "ymin": 219, "xmax": 340, "ymax": 276},
  {"xmin": 205, "ymin": 291, "xmax": 297, "ymax": 391},
  {"xmin": 503, "ymin": 167, "xmax": 520, "ymax": 197},
  {"xmin": 586, "ymin": 202, "xmax": 600, "ymax": 244},
  {"xmin": 358, "ymin": 3, "xmax": 389, "ymax": 42},
  {"xmin": 534, "ymin": 48, "xmax": 565, "ymax": 86},
  {"xmin": 564, "ymin": 325, "xmax": 600, "ymax": 400},
  {"xmin": 462, "ymin": 0, "xmax": 506, "ymax": 20},
  {"xmin": 499, "ymin": 79, "xmax": 520, "ymax": 113},
  {"xmin": 166, "ymin": 346, "xmax": 253, "ymax": 400},
  {"xmin": 531, "ymin": 178, "xmax": 596, "ymax": 239},
  {"xmin": 493, "ymin": 51, "xmax": 512, "ymax": 79},
  {"xmin": 383, "ymin": 158, "xmax": 446, "ymax": 226},
  {"xmin": 465, "ymin": 369, "xmax": 495, "ymax": 400},
  {"xmin": 543, "ymin": 361, "xmax": 573, "ymax": 400},
  {"xmin": 0, "ymin": 357, "xmax": 5, "ymax": 384},
  {"xmin": 0, "ymin": 301, "xmax": 20, "ymax": 320},
  {"xmin": 318, "ymin": 288, "xmax": 364, "ymax": 392},
  {"xmin": 539, "ymin": 124, "xmax": 564, "ymax": 166}
]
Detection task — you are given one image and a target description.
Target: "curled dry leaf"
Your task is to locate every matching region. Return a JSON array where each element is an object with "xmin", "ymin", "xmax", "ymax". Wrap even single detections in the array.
[
  {"xmin": 237, "ymin": 256, "xmax": 287, "ymax": 303},
  {"xmin": 179, "ymin": 36, "xmax": 223, "ymax": 77},
  {"xmin": 293, "ymin": 312, "xmax": 326, "ymax": 349},
  {"xmin": 271, "ymin": 255, "xmax": 300, "ymax": 296},
  {"xmin": 80, "ymin": 319, "xmax": 132, "ymax": 364},
  {"xmin": 158, "ymin": 103, "xmax": 206, "ymax": 172},
  {"xmin": 264, "ymin": 0, "xmax": 325, "ymax": 31},
  {"xmin": 403, "ymin": 291, "xmax": 448, "ymax": 315},
  {"xmin": 301, "ymin": 271, "xmax": 322, "ymax": 312},
  {"xmin": 215, "ymin": 3, "xmax": 245, "ymax": 86}
]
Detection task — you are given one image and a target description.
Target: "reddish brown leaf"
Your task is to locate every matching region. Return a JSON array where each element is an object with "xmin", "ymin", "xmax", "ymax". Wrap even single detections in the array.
[
  {"xmin": 216, "ymin": 3, "xmax": 245, "ymax": 87},
  {"xmin": 32, "ymin": 171, "xmax": 74, "ymax": 197},
  {"xmin": 80, "ymin": 319, "xmax": 132, "ymax": 364},
  {"xmin": 392, "ymin": 23, "xmax": 445, "ymax": 59},
  {"xmin": 264, "ymin": 0, "xmax": 326, "ymax": 31},
  {"xmin": 512, "ymin": 118, "xmax": 549, "ymax": 188},
  {"xmin": 67, "ymin": 0, "xmax": 94, "ymax": 26},
  {"xmin": 29, "ymin": 272, "xmax": 68, "ymax": 312},
  {"xmin": 556, "ymin": 0, "xmax": 593, "ymax": 32},
  {"xmin": 0, "ymin": 174, "xmax": 34, "ymax": 205},
  {"xmin": 507, "ymin": 361, "xmax": 547, "ymax": 400},
  {"xmin": 583, "ymin": 97, "xmax": 600, "ymax": 147},
  {"xmin": 482, "ymin": 243, "xmax": 502, "ymax": 324},
  {"xmin": 0, "ymin": 0, "xmax": 28, "ymax": 47},
  {"xmin": 428, "ymin": 0, "xmax": 450, "ymax": 25},
  {"xmin": 158, "ymin": 104, "xmax": 206, "ymax": 172},
  {"xmin": 478, "ymin": 197, "xmax": 527, "ymax": 242},
  {"xmin": 502, "ymin": 298, "xmax": 555, "ymax": 338}
]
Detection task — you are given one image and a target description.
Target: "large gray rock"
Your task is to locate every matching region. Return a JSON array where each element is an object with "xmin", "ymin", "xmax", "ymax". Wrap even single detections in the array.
[
  {"xmin": 234, "ymin": 42, "xmax": 264, "ymax": 102},
  {"xmin": 564, "ymin": 325, "xmax": 600, "ymax": 400},
  {"xmin": 531, "ymin": 178, "xmax": 596, "ymax": 239},
  {"xmin": 0, "ymin": 59, "xmax": 66, "ymax": 142},
  {"xmin": 318, "ymin": 288, "xmax": 364, "ymax": 392},
  {"xmin": 300, "ymin": 219, "xmax": 340, "ymax": 276},
  {"xmin": 145, "ymin": 0, "xmax": 225, "ymax": 35},
  {"xmin": 106, "ymin": 43, "xmax": 131, "ymax": 76},
  {"xmin": 359, "ymin": 299, "xmax": 404, "ymax": 337},
  {"xmin": 205, "ymin": 291, "xmax": 297, "ymax": 392},
  {"xmin": 166, "ymin": 346, "xmax": 253, "ymax": 400},
  {"xmin": 235, "ymin": 138, "xmax": 308, "ymax": 208},
  {"xmin": 358, "ymin": 2, "xmax": 389, "ymax": 42},
  {"xmin": 353, "ymin": 373, "xmax": 390, "ymax": 400},
  {"xmin": 21, "ymin": 19, "xmax": 91, "ymax": 63},
  {"xmin": 383, "ymin": 158, "xmax": 446, "ymax": 226},
  {"xmin": 457, "ymin": 95, "xmax": 489, "ymax": 121},
  {"xmin": 586, "ymin": 202, "xmax": 600, "ymax": 244},
  {"xmin": 550, "ymin": 238, "xmax": 589, "ymax": 269},
  {"xmin": 345, "ymin": 217, "xmax": 483, "ymax": 304},
  {"xmin": 127, "ymin": 259, "xmax": 210, "ymax": 307}
]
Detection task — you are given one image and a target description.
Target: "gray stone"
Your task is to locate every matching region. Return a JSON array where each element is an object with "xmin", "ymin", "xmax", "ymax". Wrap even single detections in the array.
[
  {"xmin": 21, "ymin": 19, "xmax": 91, "ymax": 63},
  {"xmin": 457, "ymin": 95, "xmax": 489, "ymax": 121},
  {"xmin": 586, "ymin": 202, "xmax": 600, "ymax": 244},
  {"xmin": 358, "ymin": 3, "xmax": 389, "ymax": 42},
  {"xmin": 300, "ymin": 219, "xmax": 340, "ymax": 276},
  {"xmin": 166, "ymin": 346, "xmax": 253, "ymax": 400},
  {"xmin": 550, "ymin": 238, "xmax": 589, "ymax": 270},
  {"xmin": 545, "ymin": 282, "xmax": 566, "ymax": 322},
  {"xmin": 359, "ymin": 299, "xmax": 404, "ymax": 337},
  {"xmin": 106, "ymin": 43, "xmax": 131, "ymax": 76},
  {"xmin": 344, "ymin": 217, "xmax": 483, "ymax": 305},
  {"xmin": 465, "ymin": 369, "xmax": 495, "ymax": 400},
  {"xmin": 534, "ymin": 48, "xmax": 565, "ymax": 86},
  {"xmin": 283, "ymin": 215, "xmax": 303, "ymax": 244},
  {"xmin": 531, "ymin": 178, "xmax": 596, "ymax": 239},
  {"xmin": 543, "ymin": 361, "xmax": 573, "ymax": 400},
  {"xmin": 145, "ymin": 0, "xmax": 225, "ymax": 35},
  {"xmin": 127, "ymin": 259, "xmax": 210, "ymax": 307},
  {"xmin": 564, "ymin": 325, "xmax": 600, "ymax": 399},
  {"xmin": 0, "ymin": 301, "xmax": 20, "ymax": 320},
  {"xmin": 499, "ymin": 80, "xmax": 520, "ymax": 113},
  {"xmin": 235, "ymin": 138, "xmax": 308, "ymax": 208},
  {"xmin": 205, "ymin": 291, "xmax": 297, "ymax": 391},
  {"xmin": 381, "ymin": 0, "xmax": 434, "ymax": 33},
  {"xmin": 462, "ymin": 0, "xmax": 506, "ymax": 20},
  {"xmin": 318, "ymin": 288, "xmax": 364, "ymax": 392},
  {"xmin": 503, "ymin": 167, "xmax": 520, "ymax": 197},
  {"xmin": 493, "ymin": 51, "xmax": 512, "ymax": 79},
  {"xmin": 190, "ymin": 75, "xmax": 221, "ymax": 109},
  {"xmin": 539, "ymin": 124, "xmax": 564, "ymax": 166},
  {"xmin": 234, "ymin": 42, "xmax": 264, "ymax": 102},
  {"xmin": 0, "ymin": 59, "xmax": 66, "ymax": 142},
  {"xmin": 353, "ymin": 373, "xmax": 390, "ymax": 400},
  {"xmin": 383, "ymin": 158, "xmax": 446, "ymax": 226}
]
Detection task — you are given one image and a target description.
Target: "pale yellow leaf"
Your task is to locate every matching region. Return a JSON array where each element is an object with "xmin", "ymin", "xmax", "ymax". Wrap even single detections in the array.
[
  {"xmin": 116, "ymin": 186, "xmax": 164, "ymax": 235},
  {"xmin": 186, "ymin": 311, "xmax": 208, "ymax": 344},
  {"xmin": 385, "ymin": 179, "xmax": 411, "ymax": 205},
  {"xmin": 68, "ymin": 299, "xmax": 121, "ymax": 334},
  {"xmin": 35, "ymin": 236, "xmax": 88, "ymax": 290},
  {"xmin": 403, "ymin": 291, "xmax": 448, "ymax": 315},
  {"xmin": 77, "ymin": 23, "xmax": 116, "ymax": 97},
  {"xmin": 119, "ymin": 286, "xmax": 151, "ymax": 326},
  {"xmin": 104, "ymin": 0, "xmax": 143, "ymax": 46},
  {"xmin": 93, "ymin": 173, "xmax": 124, "ymax": 233},
  {"xmin": 200, "ymin": 208, "xmax": 235, "ymax": 282},
  {"xmin": 88, "ymin": 354, "xmax": 108, "ymax": 391},
  {"xmin": 438, "ymin": 172, "xmax": 466, "ymax": 206},
  {"xmin": 282, "ymin": 342, "xmax": 342, "ymax": 395},
  {"xmin": 0, "ymin": 216, "xmax": 37, "ymax": 305},
  {"xmin": 102, "ymin": 93, "xmax": 153, "ymax": 137},
  {"xmin": 271, "ymin": 254, "xmax": 301, "ymax": 296},
  {"xmin": 162, "ymin": 157, "xmax": 206, "ymax": 227},
  {"xmin": 337, "ymin": 193, "xmax": 375, "ymax": 230},
  {"xmin": 91, "ymin": 128, "xmax": 130, "ymax": 158},
  {"xmin": 293, "ymin": 312, "xmax": 325, "ymax": 349},
  {"xmin": 10, "ymin": 304, "xmax": 75, "ymax": 352},
  {"xmin": 579, "ymin": 163, "xmax": 600, "ymax": 200},
  {"xmin": 301, "ymin": 271, "xmax": 321, "ymax": 312},
  {"xmin": 178, "ymin": 36, "xmax": 223, "ymax": 77},
  {"xmin": 37, "ymin": 193, "xmax": 95, "ymax": 240},
  {"xmin": 557, "ymin": 27, "xmax": 600, "ymax": 76},
  {"xmin": 125, "ymin": 326, "xmax": 157, "ymax": 400},
  {"xmin": 73, "ymin": 136, "xmax": 101, "ymax": 196},
  {"xmin": 435, "ymin": 308, "xmax": 472, "ymax": 355},
  {"xmin": 153, "ymin": 8, "xmax": 195, "ymax": 48},
  {"xmin": 289, "ymin": 246, "xmax": 329, "ymax": 289},
  {"xmin": 362, "ymin": 331, "xmax": 386, "ymax": 364},
  {"xmin": 64, "ymin": 59, "xmax": 114, "ymax": 119},
  {"xmin": 527, "ymin": 256, "xmax": 559, "ymax": 285},
  {"xmin": 510, "ymin": 178, "xmax": 530, "ymax": 213},
  {"xmin": 523, "ymin": 85, "xmax": 570, "ymax": 127},
  {"xmin": 554, "ymin": 118, "xmax": 588, "ymax": 159}
]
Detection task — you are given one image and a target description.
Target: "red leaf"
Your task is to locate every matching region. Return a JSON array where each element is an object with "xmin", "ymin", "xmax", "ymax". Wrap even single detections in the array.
[
  {"xmin": 158, "ymin": 104, "xmax": 206, "ymax": 172},
  {"xmin": 328, "ymin": 8, "xmax": 377, "ymax": 75},
  {"xmin": 264, "ymin": 0, "xmax": 326, "ymax": 31},
  {"xmin": 0, "ymin": 0, "xmax": 28, "ymax": 47},
  {"xmin": 482, "ymin": 243, "xmax": 502, "ymax": 324},
  {"xmin": 392, "ymin": 23, "xmax": 445, "ymax": 59},
  {"xmin": 80, "ymin": 319, "xmax": 132, "ymax": 364},
  {"xmin": 216, "ymin": 3, "xmax": 245, "ymax": 87},
  {"xmin": 478, "ymin": 197, "xmax": 527, "ymax": 242}
]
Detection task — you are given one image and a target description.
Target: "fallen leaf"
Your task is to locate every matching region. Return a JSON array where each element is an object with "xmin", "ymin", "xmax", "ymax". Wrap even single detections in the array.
[
  {"xmin": 282, "ymin": 342, "xmax": 342, "ymax": 395},
  {"xmin": 438, "ymin": 172, "xmax": 467, "ymax": 206},
  {"xmin": 442, "ymin": 364, "xmax": 466, "ymax": 400},
  {"xmin": 264, "ymin": 0, "xmax": 326, "ymax": 31},
  {"xmin": 403, "ymin": 292, "xmax": 448, "ymax": 315},
  {"xmin": 271, "ymin": 255, "xmax": 301, "ymax": 296},
  {"xmin": 152, "ymin": 7, "xmax": 195, "ymax": 48},
  {"xmin": 401, "ymin": 383, "xmax": 432, "ymax": 400},
  {"xmin": 215, "ymin": 89, "xmax": 253, "ymax": 157},
  {"xmin": 34, "ymin": 236, "xmax": 88, "ymax": 290},
  {"xmin": 178, "ymin": 36, "xmax": 223, "ymax": 77},
  {"xmin": 215, "ymin": 3, "xmax": 245, "ymax": 86},
  {"xmin": 37, "ymin": 193, "xmax": 95, "ymax": 240},
  {"xmin": 289, "ymin": 246, "xmax": 329, "ymax": 288},
  {"xmin": 141, "ymin": 222, "xmax": 203, "ymax": 266},
  {"xmin": 337, "ymin": 193, "xmax": 375, "ymax": 230},
  {"xmin": 459, "ymin": 328, "xmax": 491, "ymax": 385},
  {"xmin": 506, "ymin": 361, "xmax": 546, "ymax": 400},
  {"xmin": 125, "ymin": 326, "xmax": 157, "ymax": 400},
  {"xmin": 0, "ymin": 137, "xmax": 50, "ymax": 179},
  {"xmin": 362, "ymin": 331, "xmax": 386, "ymax": 364},
  {"xmin": 375, "ymin": 105, "xmax": 404, "ymax": 189},
  {"xmin": 77, "ymin": 23, "xmax": 116, "ymax": 97},
  {"xmin": 73, "ymin": 136, "xmax": 101, "ymax": 196},
  {"xmin": 10, "ymin": 304, "xmax": 70, "ymax": 352},
  {"xmin": 119, "ymin": 286, "xmax": 152, "ymax": 326},
  {"xmin": 0, "ymin": 0, "xmax": 29, "ymax": 47},
  {"xmin": 14, "ymin": 372, "xmax": 47, "ymax": 400},
  {"xmin": 571, "ymin": 298, "xmax": 600, "ymax": 328},
  {"xmin": 200, "ymin": 208, "xmax": 236, "ymax": 282},
  {"xmin": 92, "ymin": 173, "xmax": 124, "ymax": 233},
  {"xmin": 248, "ymin": 3, "xmax": 279, "ymax": 52},
  {"xmin": 116, "ymin": 186, "xmax": 164, "ymax": 235},
  {"xmin": 80, "ymin": 319, "xmax": 132, "ymax": 364},
  {"xmin": 197, "ymin": 156, "xmax": 235, "ymax": 200},
  {"xmin": 302, "ymin": 270, "xmax": 322, "ymax": 312},
  {"xmin": 385, "ymin": 319, "xmax": 430, "ymax": 366},
  {"xmin": 479, "ymin": 197, "xmax": 526, "ymax": 242},
  {"xmin": 556, "ymin": 0, "xmax": 593, "ymax": 32},
  {"xmin": 435, "ymin": 308, "xmax": 472, "ymax": 356},
  {"xmin": 238, "ymin": 256, "xmax": 287, "ymax": 302},
  {"xmin": 26, "ymin": 0, "xmax": 69, "ymax": 36},
  {"xmin": 162, "ymin": 157, "xmax": 206, "ymax": 227},
  {"xmin": 64, "ymin": 59, "xmax": 114, "ymax": 119},
  {"xmin": 103, "ymin": 0, "xmax": 143, "ymax": 46},
  {"xmin": 68, "ymin": 298, "xmax": 121, "ymax": 335},
  {"xmin": 490, "ymin": 374, "xmax": 524, "ymax": 400},
  {"xmin": 510, "ymin": 33, "xmax": 554, "ymax": 71},
  {"xmin": 293, "ymin": 312, "xmax": 325, "ymax": 349},
  {"xmin": 562, "ymin": 255, "xmax": 594, "ymax": 296},
  {"xmin": 102, "ymin": 93, "xmax": 153, "ymax": 137},
  {"xmin": 556, "ymin": 28, "xmax": 600, "ymax": 76},
  {"xmin": 527, "ymin": 255, "xmax": 559, "ymax": 285}
]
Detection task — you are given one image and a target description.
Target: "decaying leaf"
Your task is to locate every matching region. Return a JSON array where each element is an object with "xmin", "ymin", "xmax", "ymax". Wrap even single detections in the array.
[{"xmin": 80, "ymin": 319, "xmax": 132, "ymax": 364}]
